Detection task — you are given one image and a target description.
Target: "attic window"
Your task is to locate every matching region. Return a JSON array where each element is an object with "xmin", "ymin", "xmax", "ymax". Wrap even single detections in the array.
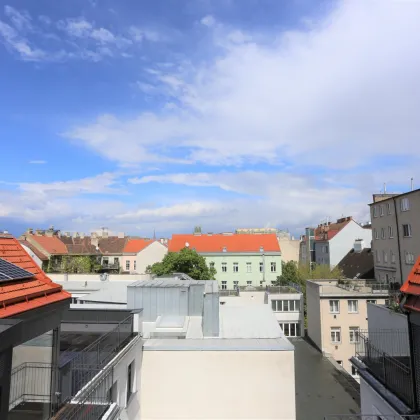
[
  {"xmin": 260, "ymin": 246, "xmax": 264, "ymax": 253},
  {"xmin": 222, "ymin": 246, "xmax": 227, "ymax": 252}
]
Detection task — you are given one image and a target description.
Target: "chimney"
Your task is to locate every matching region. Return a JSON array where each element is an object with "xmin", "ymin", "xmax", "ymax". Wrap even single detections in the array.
[
  {"xmin": 353, "ymin": 239, "xmax": 365, "ymax": 253},
  {"xmin": 118, "ymin": 232, "xmax": 125, "ymax": 239},
  {"xmin": 101, "ymin": 227, "xmax": 109, "ymax": 238},
  {"xmin": 35, "ymin": 229, "xmax": 44, "ymax": 236},
  {"xmin": 73, "ymin": 232, "xmax": 79, "ymax": 238},
  {"xmin": 91, "ymin": 232, "xmax": 99, "ymax": 247},
  {"xmin": 27, "ymin": 228, "xmax": 34, "ymax": 235},
  {"xmin": 80, "ymin": 232, "xmax": 85, "ymax": 239}
]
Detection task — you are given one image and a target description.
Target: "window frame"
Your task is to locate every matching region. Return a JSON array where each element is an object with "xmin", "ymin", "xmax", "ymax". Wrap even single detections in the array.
[
  {"xmin": 387, "ymin": 202, "xmax": 392, "ymax": 215},
  {"xmin": 246, "ymin": 280, "xmax": 252, "ymax": 286},
  {"xmin": 133, "ymin": 260, "xmax": 137, "ymax": 271},
  {"xmin": 126, "ymin": 360, "xmax": 134, "ymax": 405},
  {"xmin": 329, "ymin": 299, "xmax": 340, "ymax": 314},
  {"xmin": 388, "ymin": 226, "xmax": 394, "ymax": 238},
  {"xmin": 259, "ymin": 262, "xmax": 264, "ymax": 272},
  {"xmin": 348, "ymin": 299, "xmax": 359, "ymax": 313},
  {"xmin": 380, "ymin": 204, "xmax": 384, "ymax": 216},
  {"xmin": 401, "ymin": 197, "xmax": 410, "ymax": 212},
  {"xmin": 374, "ymin": 229, "xmax": 379, "ymax": 240},
  {"xmin": 330, "ymin": 327, "xmax": 341, "ymax": 343},
  {"xmin": 349, "ymin": 327, "xmax": 360, "ymax": 344},
  {"xmin": 233, "ymin": 280, "xmax": 239, "ymax": 289},
  {"xmin": 221, "ymin": 281, "xmax": 227, "ymax": 290},
  {"xmin": 221, "ymin": 262, "xmax": 227, "ymax": 272},
  {"xmin": 246, "ymin": 262, "xmax": 252, "ymax": 273},
  {"xmin": 373, "ymin": 206, "xmax": 378, "ymax": 217},
  {"xmin": 402, "ymin": 224, "xmax": 412, "ymax": 237},
  {"xmin": 270, "ymin": 262, "xmax": 276, "ymax": 272},
  {"xmin": 126, "ymin": 260, "xmax": 130, "ymax": 271},
  {"xmin": 233, "ymin": 262, "xmax": 239, "ymax": 272},
  {"xmin": 383, "ymin": 251, "xmax": 388, "ymax": 263}
]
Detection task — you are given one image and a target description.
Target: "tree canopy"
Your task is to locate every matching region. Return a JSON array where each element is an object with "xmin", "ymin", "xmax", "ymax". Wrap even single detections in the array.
[{"xmin": 146, "ymin": 248, "xmax": 216, "ymax": 280}]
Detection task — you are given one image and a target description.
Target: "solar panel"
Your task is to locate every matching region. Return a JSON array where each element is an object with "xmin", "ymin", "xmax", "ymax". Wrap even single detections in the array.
[{"xmin": 0, "ymin": 258, "xmax": 34, "ymax": 282}]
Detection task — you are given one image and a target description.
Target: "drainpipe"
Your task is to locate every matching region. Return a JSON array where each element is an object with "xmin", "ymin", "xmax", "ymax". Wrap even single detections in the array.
[
  {"xmin": 407, "ymin": 312, "xmax": 418, "ymax": 411},
  {"xmin": 393, "ymin": 197, "xmax": 404, "ymax": 284}
]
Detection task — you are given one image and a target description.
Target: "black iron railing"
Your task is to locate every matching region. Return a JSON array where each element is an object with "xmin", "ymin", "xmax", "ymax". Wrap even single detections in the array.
[
  {"xmin": 219, "ymin": 289, "xmax": 240, "ymax": 296},
  {"xmin": 356, "ymin": 331, "xmax": 414, "ymax": 408},
  {"xmin": 9, "ymin": 362, "xmax": 52, "ymax": 409},
  {"xmin": 53, "ymin": 369, "xmax": 114, "ymax": 420}
]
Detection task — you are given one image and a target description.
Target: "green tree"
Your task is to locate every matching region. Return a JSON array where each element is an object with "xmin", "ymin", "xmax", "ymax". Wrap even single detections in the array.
[
  {"xmin": 146, "ymin": 248, "xmax": 216, "ymax": 280},
  {"xmin": 276, "ymin": 261, "xmax": 301, "ymax": 285},
  {"xmin": 193, "ymin": 226, "xmax": 202, "ymax": 233}
]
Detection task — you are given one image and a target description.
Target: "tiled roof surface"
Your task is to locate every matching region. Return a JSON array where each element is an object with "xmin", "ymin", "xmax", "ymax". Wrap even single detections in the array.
[
  {"xmin": 337, "ymin": 248, "xmax": 374, "ymax": 279},
  {"xmin": 19, "ymin": 240, "xmax": 48, "ymax": 261},
  {"xmin": 99, "ymin": 237, "xmax": 128, "ymax": 254},
  {"xmin": 0, "ymin": 235, "xmax": 70, "ymax": 318},
  {"xmin": 28, "ymin": 234, "xmax": 68, "ymax": 254},
  {"xmin": 59, "ymin": 236, "xmax": 100, "ymax": 254},
  {"xmin": 400, "ymin": 257, "xmax": 420, "ymax": 312},
  {"xmin": 123, "ymin": 239, "xmax": 153, "ymax": 253},
  {"xmin": 169, "ymin": 233, "xmax": 281, "ymax": 253},
  {"xmin": 315, "ymin": 220, "xmax": 351, "ymax": 241}
]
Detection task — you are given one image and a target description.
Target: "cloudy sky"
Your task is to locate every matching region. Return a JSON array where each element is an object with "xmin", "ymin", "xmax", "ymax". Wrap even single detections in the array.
[{"xmin": 1, "ymin": 0, "xmax": 419, "ymax": 237}]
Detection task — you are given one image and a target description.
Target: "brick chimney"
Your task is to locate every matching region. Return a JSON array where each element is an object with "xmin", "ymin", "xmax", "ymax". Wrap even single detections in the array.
[{"xmin": 91, "ymin": 232, "xmax": 99, "ymax": 247}]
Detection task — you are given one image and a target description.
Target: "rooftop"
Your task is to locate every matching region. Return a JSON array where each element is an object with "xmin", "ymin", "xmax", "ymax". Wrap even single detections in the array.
[
  {"xmin": 19, "ymin": 240, "xmax": 48, "ymax": 261},
  {"xmin": 337, "ymin": 248, "xmax": 374, "ymax": 279},
  {"xmin": 169, "ymin": 233, "xmax": 281, "ymax": 253},
  {"xmin": 0, "ymin": 234, "xmax": 70, "ymax": 318},
  {"xmin": 400, "ymin": 255, "xmax": 420, "ymax": 311},
  {"xmin": 369, "ymin": 188, "xmax": 420, "ymax": 205},
  {"xmin": 123, "ymin": 238, "xmax": 153, "ymax": 253},
  {"xmin": 309, "ymin": 279, "xmax": 390, "ymax": 297}
]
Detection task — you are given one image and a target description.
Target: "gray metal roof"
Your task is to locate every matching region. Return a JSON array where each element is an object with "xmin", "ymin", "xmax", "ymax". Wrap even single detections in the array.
[
  {"xmin": 58, "ymin": 280, "xmax": 135, "ymax": 293},
  {"xmin": 143, "ymin": 337, "xmax": 294, "ymax": 351},
  {"xmin": 128, "ymin": 278, "xmax": 218, "ymax": 293},
  {"xmin": 77, "ymin": 283, "xmax": 132, "ymax": 304}
]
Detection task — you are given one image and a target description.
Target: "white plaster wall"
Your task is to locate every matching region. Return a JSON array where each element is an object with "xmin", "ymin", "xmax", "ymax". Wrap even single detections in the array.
[
  {"xmin": 49, "ymin": 273, "xmax": 152, "ymax": 282},
  {"xmin": 122, "ymin": 242, "xmax": 168, "ymax": 274},
  {"xmin": 306, "ymin": 281, "xmax": 322, "ymax": 350},
  {"xmin": 278, "ymin": 238, "xmax": 300, "ymax": 263},
  {"xmin": 330, "ymin": 221, "xmax": 373, "ymax": 268},
  {"xmin": 140, "ymin": 350, "xmax": 296, "ymax": 420},
  {"xmin": 219, "ymin": 291, "xmax": 266, "ymax": 306},
  {"xmin": 21, "ymin": 244, "xmax": 43, "ymax": 268},
  {"xmin": 360, "ymin": 377, "xmax": 400, "ymax": 417}
]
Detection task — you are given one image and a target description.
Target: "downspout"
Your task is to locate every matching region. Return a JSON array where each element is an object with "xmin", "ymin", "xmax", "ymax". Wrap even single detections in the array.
[
  {"xmin": 393, "ymin": 197, "xmax": 404, "ymax": 284},
  {"xmin": 407, "ymin": 311, "xmax": 419, "ymax": 411}
]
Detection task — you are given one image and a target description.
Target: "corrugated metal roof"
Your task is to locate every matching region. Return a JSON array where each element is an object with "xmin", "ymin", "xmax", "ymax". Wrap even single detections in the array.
[
  {"xmin": 128, "ymin": 278, "xmax": 218, "ymax": 291},
  {"xmin": 143, "ymin": 337, "xmax": 294, "ymax": 351}
]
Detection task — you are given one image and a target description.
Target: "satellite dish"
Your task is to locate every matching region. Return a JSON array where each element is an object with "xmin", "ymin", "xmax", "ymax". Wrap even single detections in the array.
[{"xmin": 185, "ymin": 242, "xmax": 190, "ymax": 247}]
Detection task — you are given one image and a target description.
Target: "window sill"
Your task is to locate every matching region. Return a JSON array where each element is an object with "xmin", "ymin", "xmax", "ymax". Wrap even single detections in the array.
[
  {"xmin": 348, "ymin": 312, "xmax": 359, "ymax": 314},
  {"xmin": 329, "ymin": 312, "xmax": 340, "ymax": 315}
]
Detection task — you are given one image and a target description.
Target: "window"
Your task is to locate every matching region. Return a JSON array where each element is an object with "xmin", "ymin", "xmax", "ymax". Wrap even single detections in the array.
[
  {"xmin": 233, "ymin": 262, "xmax": 239, "ymax": 272},
  {"xmin": 401, "ymin": 197, "xmax": 410, "ymax": 211},
  {"xmin": 233, "ymin": 280, "xmax": 239, "ymax": 289},
  {"xmin": 246, "ymin": 262, "xmax": 252, "ymax": 273},
  {"xmin": 103, "ymin": 257, "xmax": 109, "ymax": 265},
  {"xmin": 351, "ymin": 365, "xmax": 359, "ymax": 377},
  {"xmin": 403, "ymin": 224, "xmax": 412, "ymax": 237},
  {"xmin": 126, "ymin": 260, "xmax": 130, "ymax": 271},
  {"xmin": 405, "ymin": 252, "xmax": 415, "ymax": 265},
  {"xmin": 222, "ymin": 246, "xmax": 227, "ymax": 252},
  {"xmin": 388, "ymin": 226, "xmax": 394, "ymax": 238},
  {"xmin": 222, "ymin": 262, "xmax": 227, "ymax": 272},
  {"xmin": 322, "ymin": 245, "xmax": 329, "ymax": 253},
  {"xmin": 209, "ymin": 262, "xmax": 215, "ymax": 269},
  {"xmin": 383, "ymin": 251, "xmax": 388, "ymax": 263},
  {"xmin": 348, "ymin": 300, "xmax": 358, "ymax": 313},
  {"xmin": 279, "ymin": 322, "xmax": 301, "ymax": 337},
  {"xmin": 133, "ymin": 261, "xmax": 137, "ymax": 271},
  {"xmin": 373, "ymin": 206, "xmax": 378, "ymax": 217},
  {"xmin": 259, "ymin": 262, "xmax": 264, "ymax": 272},
  {"xmin": 273, "ymin": 300, "xmax": 300, "ymax": 312},
  {"xmin": 381, "ymin": 228, "xmax": 385, "ymax": 239},
  {"xmin": 376, "ymin": 249, "xmax": 381, "ymax": 263},
  {"xmin": 349, "ymin": 327, "xmax": 360, "ymax": 343},
  {"xmin": 391, "ymin": 251, "xmax": 396, "ymax": 264},
  {"xmin": 127, "ymin": 360, "xmax": 134, "ymax": 404},
  {"xmin": 329, "ymin": 300, "xmax": 340, "ymax": 313},
  {"xmin": 387, "ymin": 202, "xmax": 392, "ymax": 215},
  {"xmin": 380, "ymin": 204, "xmax": 384, "ymax": 216},
  {"xmin": 367, "ymin": 299, "xmax": 377, "ymax": 304},
  {"xmin": 270, "ymin": 262, "xmax": 276, "ymax": 272},
  {"xmin": 271, "ymin": 300, "xmax": 278, "ymax": 311},
  {"xmin": 221, "ymin": 281, "xmax": 227, "ymax": 290},
  {"xmin": 259, "ymin": 246, "xmax": 264, "ymax": 252},
  {"xmin": 331, "ymin": 327, "xmax": 341, "ymax": 343},
  {"xmin": 283, "ymin": 300, "xmax": 289, "ymax": 311},
  {"xmin": 374, "ymin": 229, "xmax": 379, "ymax": 240},
  {"xmin": 246, "ymin": 280, "xmax": 252, "ymax": 286}
]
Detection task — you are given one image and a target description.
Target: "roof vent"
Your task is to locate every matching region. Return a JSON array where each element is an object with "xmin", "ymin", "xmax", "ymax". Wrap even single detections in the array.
[
  {"xmin": 260, "ymin": 246, "xmax": 264, "ymax": 253},
  {"xmin": 185, "ymin": 242, "xmax": 190, "ymax": 248},
  {"xmin": 222, "ymin": 246, "xmax": 227, "ymax": 252}
]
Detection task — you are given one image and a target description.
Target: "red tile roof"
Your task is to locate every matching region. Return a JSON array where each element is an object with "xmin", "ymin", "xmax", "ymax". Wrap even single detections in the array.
[
  {"xmin": 400, "ymin": 256, "xmax": 420, "ymax": 312},
  {"xmin": 19, "ymin": 240, "xmax": 48, "ymax": 261},
  {"xmin": 0, "ymin": 235, "xmax": 70, "ymax": 318},
  {"xmin": 123, "ymin": 239, "xmax": 153, "ymax": 253},
  {"xmin": 27, "ymin": 234, "xmax": 68, "ymax": 255},
  {"xmin": 169, "ymin": 233, "xmax": 281, "ymax": 253}
]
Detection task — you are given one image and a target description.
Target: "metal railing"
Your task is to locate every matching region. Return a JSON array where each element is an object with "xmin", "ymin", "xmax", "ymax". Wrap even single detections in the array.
[
  {"xmin": 356, "ymin": 330, "xmax": 414, "ymax": 408},
  {"xmin": 266, "ymin": 285, "xmax": 301, "ymax": 294},
  {"xmin": 219, "ymin": 289, "xmax": 240, "ymax": 296},
  {"xmin": 9, "ymin": 362, "xmax": 52, "ymax": 410},
  {"xmin": 320, "ymin": 281, "xmax": 390, "ymax": 296},
  {"xmin": 62, "ymin": 314, "xmax": 135, "ymax": 395},
  {"xmin": 101, "ymin": 263, "xmax": 119, "ymax": 270},
  {"xmin": 325, "ymin": 416, "xmax": 420, "ymax": 419},
  {"xmin": 53, "ymin": 369, "xmax": 114, "ymax": 420}
]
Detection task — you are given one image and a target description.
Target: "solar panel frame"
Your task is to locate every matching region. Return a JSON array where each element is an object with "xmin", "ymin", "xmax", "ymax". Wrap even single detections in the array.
[{"xmin": 0, "ymin": 258, "xmax": 34, "ymax": 282}]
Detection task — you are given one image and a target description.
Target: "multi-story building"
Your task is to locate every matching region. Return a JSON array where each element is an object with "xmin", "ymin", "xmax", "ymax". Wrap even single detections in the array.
[
  {"xmin": 306, "ymin": 279, "xmax": 388, "ymax": 377},
  {"xmin": 169, "ymin": 233, "xmax": 282, "ymax": 288},
  {"xmin": 314, "ymin": 217, "xmax": 373, "ymax": 269},
  {"xmin": 369, "ymin": 188, "xmax": 420, "ymax": 284},
  {"xmin": 344, "ymin": 257, "xmax": 420, "ymax": 419},
  {"xmin": 299, "ymin": 227, "xmax": 316, "ymax": 265},
  {"xmin": 122, "ymin": 238, "xmax": 168, "ymax": 274},
  {"xmin": 337, "ymin": 239, "xmax": 375, "ymax": 279}
]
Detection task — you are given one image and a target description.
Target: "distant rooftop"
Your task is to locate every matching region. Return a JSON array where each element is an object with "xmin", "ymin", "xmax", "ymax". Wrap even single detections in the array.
[{"xmin": 308, "ymin": 279, "xmax": 390, "ymax": 297}]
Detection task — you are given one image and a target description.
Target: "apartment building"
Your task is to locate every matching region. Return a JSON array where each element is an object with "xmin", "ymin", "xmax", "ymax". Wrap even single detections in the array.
[
  {"xmin": 169, "ymin": 233, "xmax": 282, "ymax": 288},
  {"xmin": 306, "ymin": 279, "xmax": 388, "ymax": 377},
  {"xmin": 345, "ymin": 257, "xmax": 420, "ymax": 418},
  {"xmin": 370, "ymin": 188, "xmax": 420, "ymax": 285}
]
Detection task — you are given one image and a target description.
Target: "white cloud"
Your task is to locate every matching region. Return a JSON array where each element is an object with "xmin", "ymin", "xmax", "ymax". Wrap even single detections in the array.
[
  {"xmin": 4, "ymin": 5, "xmax": 32, "ymax": 31},
  {"xmin": 66, "ymin": 0, "xmax": 420, "ymax": 169},
  {"xmin": 129, "ymin": 26, "xmax": 162, "ymax": 43},
  {"xmin": 29, "ymin": 160, "xmax": 47, "ymax": 164},
  {"xmin": 201, "ymin": 15, "xmax": 216, "ymax": 27},
  {"xmin": 58, "ymin": 18, "xmax": 92, "ymax": 37},
  {"xmin": 38, "ymin": 15, "xmax": 51, "ymax": 25},
  {"xmin": 91, "ymin": 27, "xmax": 116, "ymax": 43}
]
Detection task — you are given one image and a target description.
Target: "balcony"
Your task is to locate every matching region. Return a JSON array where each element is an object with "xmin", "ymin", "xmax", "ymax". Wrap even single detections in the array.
[
  {"xmin": 355, "ymin": 330, "xmax": 414, "ymax": 408},
  {"xmin": 100, "ymin": 262, "xmax": 119, "ymax": 271}
]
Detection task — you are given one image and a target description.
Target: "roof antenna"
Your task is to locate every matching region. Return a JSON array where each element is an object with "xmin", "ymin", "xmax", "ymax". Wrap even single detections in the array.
[
  {"xmin": 383, "ymin": 182, "xmax": 387, "ymax": 194},
  {"xmin": 153, "ymin": 229, "xmax": 156, "ymax": 240},
  {"xmin": 411, "ymin": 177, "xmax": 414, "ymax": 191}
]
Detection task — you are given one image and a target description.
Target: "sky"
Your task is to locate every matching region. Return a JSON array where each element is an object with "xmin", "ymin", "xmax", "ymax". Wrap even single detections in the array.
[{"xmin": 0, "ymin": 0, "xmax": 419, "ymax": 238}]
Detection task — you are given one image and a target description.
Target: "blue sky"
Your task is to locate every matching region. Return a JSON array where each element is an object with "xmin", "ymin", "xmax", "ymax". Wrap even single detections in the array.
[{"xmin": 1, "ymin": 0, "xmax": 419, "ymax": 237}]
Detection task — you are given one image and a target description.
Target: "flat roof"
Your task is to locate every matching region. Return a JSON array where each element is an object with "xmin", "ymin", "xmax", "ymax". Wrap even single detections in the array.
[
  {"xmin": 77, "ymin": 283, "xmax": 130, "ymax": 304},
  {"xmin": 128, "ymin": 278, "xmax": 218, "ymax": 293},
  {"xmin": 368, "ymin": 188, "xmax": 420, "ymax": 205},
  {"xmin": 308, "ymin": 280, "xmax": 389, "ymax": 297},
  {"xmin": 143, "ymin": 337, "xmax": 293, "ymax": 351}
]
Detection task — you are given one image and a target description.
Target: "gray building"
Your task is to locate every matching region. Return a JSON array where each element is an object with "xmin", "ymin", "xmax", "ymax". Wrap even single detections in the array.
[{"xmin": 369, "ymin": 188, "xmax": 420, "ymax": 284}]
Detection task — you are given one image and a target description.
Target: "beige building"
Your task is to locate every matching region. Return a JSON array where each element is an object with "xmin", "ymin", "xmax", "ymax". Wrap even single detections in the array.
[
  {"xmin": 306, "ymin": 279, "xmax": 388, "ymax": 376},
  {"xmin": 122, "ymin": 239, "xmax": 168, "ymax": 274},
  {"xmin": 370, "ymin": 188, "xmax": 420, "ymax": 284}
]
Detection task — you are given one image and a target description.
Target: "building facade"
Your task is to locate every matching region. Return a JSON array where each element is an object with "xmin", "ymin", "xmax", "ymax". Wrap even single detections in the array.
[
  {"xmin": 122, "ymin": 239, "xmax": 168, "ymax": 274},
  {"xmin": 370, "ymin": 188, "xmax": 420, "ymax": 284},
  {"xmin": 307, "ymin": 279, "xmax": 388, "ymax": 377},
  {"xmin": 169, "ymin": 233, "xmax": 282, "ymax": 288}
]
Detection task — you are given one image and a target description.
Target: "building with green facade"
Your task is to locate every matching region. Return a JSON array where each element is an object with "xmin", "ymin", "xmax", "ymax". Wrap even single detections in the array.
[{"xmin": 169, "ymin": 233, "xmax": 282, "ymax": 288}]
